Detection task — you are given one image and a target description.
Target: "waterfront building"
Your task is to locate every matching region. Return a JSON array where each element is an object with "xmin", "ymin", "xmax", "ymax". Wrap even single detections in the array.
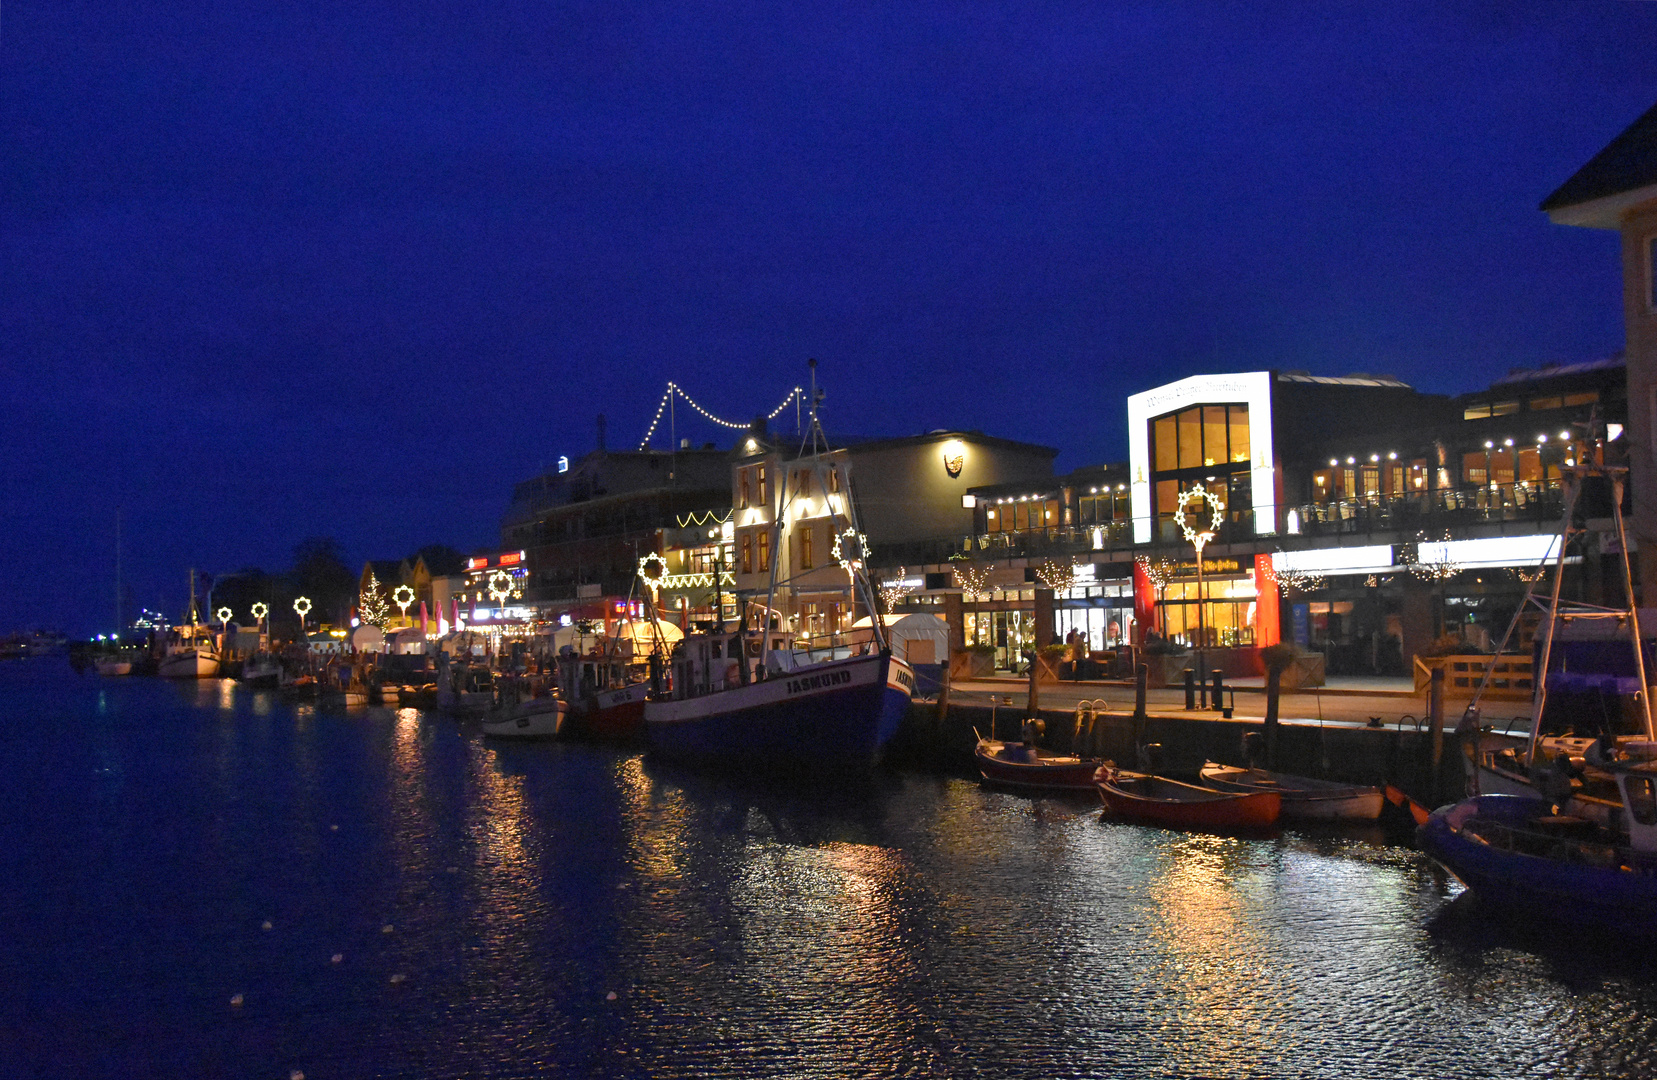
[
  {"xmin": 1543, "ymin": 97, "xmax": 1657, "ymax": 602},
  {"xmin": 729, "ymin": 425, "xmax": 1056, "ymax": 641},
  {"xmin": 877, "ymin": 364, "xmax": 1625, "ymax": 675},
  {"xmin": 500, "ymin": 419, "xmax": 732, "ymax": 623}
]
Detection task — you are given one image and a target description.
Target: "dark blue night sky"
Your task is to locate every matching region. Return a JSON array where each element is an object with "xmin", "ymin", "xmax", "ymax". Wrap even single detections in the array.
[{"xmin": 4, "ymin": 1, "xmax": 1655, "ymax": 634}]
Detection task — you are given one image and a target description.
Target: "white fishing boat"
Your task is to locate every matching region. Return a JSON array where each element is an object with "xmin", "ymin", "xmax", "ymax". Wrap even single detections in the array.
[
  {"xmin": 481, "ymin": 675, "xmax": 567, "ymax": 738},
  {"xmin": 93, "ymin": 654, "xmax": 134, "ymax": 677},
  {"xmin": 158, "ymin": 623, "xmax": 221, "ymax": 678},
  {"xmin": 643, "ymin": 362, "xmax": 915, "ymax": 769}
]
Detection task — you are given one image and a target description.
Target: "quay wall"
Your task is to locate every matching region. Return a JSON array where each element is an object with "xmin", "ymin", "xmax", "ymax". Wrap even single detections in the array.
[{"xmin": 889, "ymin": 701, "xmax": 1468, "ymax": 808}]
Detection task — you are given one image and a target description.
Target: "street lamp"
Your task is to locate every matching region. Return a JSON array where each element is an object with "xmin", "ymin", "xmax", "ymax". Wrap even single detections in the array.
[
  {"xmin": 1174, "ymin": 483, "xmax": 1225, "ymax": 676},
  {"xmin": 293, "ymin": 596, "xmax": 312, "ymax": 641}
]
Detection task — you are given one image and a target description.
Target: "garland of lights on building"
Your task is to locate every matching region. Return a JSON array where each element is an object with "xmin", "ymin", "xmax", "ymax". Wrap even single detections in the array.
[{"xmin": 637, "ymin": 383, "xmax": 805, "ymax": 450}]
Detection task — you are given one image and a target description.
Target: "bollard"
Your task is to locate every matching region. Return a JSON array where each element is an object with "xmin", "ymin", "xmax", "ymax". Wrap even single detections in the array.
[
  {"xmin": 1183, "ymin": 668, "xmax": 1197, "ymax": 710},
  {"xmin": 1211, "ymin": 670, "xmax": 1224, "ymax": 713}
]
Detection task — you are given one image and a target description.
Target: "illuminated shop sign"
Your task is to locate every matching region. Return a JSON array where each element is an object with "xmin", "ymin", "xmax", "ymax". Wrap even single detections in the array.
[
  {"xmin": 498, "ymin": 551, "xmax": 523, "ymax": 566},
  {"xmin": 1420, "ymin": 535, "xmax": 1564, "ymax": 570},
  {"xmin": 1127, "ymin": 372, "xmax": 1276, "ymax": 542},
  {"xmin": 466, "ymin": 556, "xmax": 489, "ymax": 570},
  {"xmin": 1272, "ymin": 545, "xmax": 1395, "ymax": 575}
]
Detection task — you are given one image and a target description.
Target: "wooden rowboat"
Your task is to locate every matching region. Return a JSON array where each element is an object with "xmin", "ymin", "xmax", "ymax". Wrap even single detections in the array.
[
  {"xmin": 975, "ymin": 738, "xmax": 1103, "ymax": 792},
  {"xmin": 1198, "ymin": 762, "xmax": 1385, "ymax": 822},
  {"xmin": 1096, "ymin": 767, "xmax": 1281, "ymax": 831}
]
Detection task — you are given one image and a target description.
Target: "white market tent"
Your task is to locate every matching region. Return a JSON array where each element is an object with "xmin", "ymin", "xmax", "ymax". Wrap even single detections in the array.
[
  {"xmin": 850, "ymin": 612, "xmax": 949, "ymax": 665},
  {"xmin": 349, "ymin": 625, "xmax": 386, "ymax": 653}
]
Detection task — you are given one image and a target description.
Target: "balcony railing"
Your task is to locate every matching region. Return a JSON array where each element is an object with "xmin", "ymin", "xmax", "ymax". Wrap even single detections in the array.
[{"xmin": 1290, "ymin": 480, "xmax": 1565, "ymax": 537}]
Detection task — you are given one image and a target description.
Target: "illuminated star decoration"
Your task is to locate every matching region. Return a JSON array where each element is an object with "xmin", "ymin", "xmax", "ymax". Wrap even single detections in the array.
[
  {"xmin": 486, "ymin": 570, "xmax": 514, "ymax": 608},
  {"xmin": 1173, "ymin": 483, "xmax": 1224, "ymax": 553},
  {"xmin": 392, "ymin": 585, "xmax": 415, "ymax": 619},
  {"xmin": 832, "ymin": 528, "xmax": 868, "ymax": 571},
  {"xmin": 637, "ymin": 552, "xmax": 669, "ymax": 593},
  {"xmin": 293, "ymin": 596, "xmax": 313, "ymax": 620},
  {"xmin": 250, "ymin": 601, "xmax": 269, "ymax": 621}
]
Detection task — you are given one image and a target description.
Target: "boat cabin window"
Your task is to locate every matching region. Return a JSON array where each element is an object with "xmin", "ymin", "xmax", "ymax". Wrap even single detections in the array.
[{"xmin": 1628, "ymin": 775, "xmax": 1657, "ymax": 827}]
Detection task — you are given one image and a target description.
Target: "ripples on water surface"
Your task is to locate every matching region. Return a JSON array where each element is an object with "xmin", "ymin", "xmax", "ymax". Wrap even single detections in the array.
[{"xmin": 4, "ymin": 660, "xmax": 1657, "ymax": 1078}]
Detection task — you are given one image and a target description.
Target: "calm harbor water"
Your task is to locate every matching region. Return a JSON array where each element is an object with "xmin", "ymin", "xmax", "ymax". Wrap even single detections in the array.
[{"xmin": 4, "ymin": 659, "xmax": 1657, "ymax": 1079}]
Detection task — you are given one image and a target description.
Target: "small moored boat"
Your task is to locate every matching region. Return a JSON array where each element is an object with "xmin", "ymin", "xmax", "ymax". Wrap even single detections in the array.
[
  {"xmin": 976, "ymin": 720, "xmax": 1104, "ymax": 792},
  {"xmin": 1198, "ymin": 762, "xmax": 1384, "ymax": 821},
  {"xmin": 1096, "ymin": 767, "xmax": 1281, "ymax": 831}
]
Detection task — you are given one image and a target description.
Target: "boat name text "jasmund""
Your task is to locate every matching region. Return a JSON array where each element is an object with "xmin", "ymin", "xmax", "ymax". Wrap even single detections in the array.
[
  {"xmin": 787, "ymin": 669, "xmax": 853, "ymax": 695},
  {"xmin": 894, "ymin": 669, "xmax": 915, "ymax": 691}
]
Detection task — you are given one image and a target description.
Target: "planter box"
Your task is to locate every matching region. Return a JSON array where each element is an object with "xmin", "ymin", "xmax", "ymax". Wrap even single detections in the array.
[
  {"xmin": 1279, "ymin": 652, "xmax": 1325, "ymax": 689},
  {"xmin": 950, "ymin": 650, "xmax": 995, "ymax": 679}
]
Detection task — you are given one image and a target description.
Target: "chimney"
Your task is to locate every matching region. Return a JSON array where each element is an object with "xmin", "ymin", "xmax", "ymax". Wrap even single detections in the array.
[{"xmin": 596, "ymin": 413, "xmax": 607, "ymax": 452}]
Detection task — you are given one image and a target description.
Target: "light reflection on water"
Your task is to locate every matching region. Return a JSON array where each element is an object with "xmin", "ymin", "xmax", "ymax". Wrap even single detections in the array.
[{"xmin": 7, "ymin": 663, "xmax": 1657, "ymax": 1080}]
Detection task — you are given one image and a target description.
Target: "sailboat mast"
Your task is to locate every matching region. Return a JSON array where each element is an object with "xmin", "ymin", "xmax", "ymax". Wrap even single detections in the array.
[
  {"xmin": 1609, "ymin": 473, "xmax": 1656, "ymax": 741},
  {"xmin": 114, "ymin": 506, "xmax": 122, "ymax": 637}
]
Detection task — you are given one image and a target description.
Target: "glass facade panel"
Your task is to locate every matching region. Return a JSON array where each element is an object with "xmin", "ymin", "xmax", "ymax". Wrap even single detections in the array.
[
  {"xmin": 1518, "ymin": 448, "xmax": 1542, "ymax": 483},
  {"xmin": 1178, "ymin": 409, "xmax": 1202, "ymax": 470},
  {"xmin": 1228, "ymin": 405, "xmax": 1250, "ymax": 464},
  {"xmin": 1463, "ymin": 452, "xmax": 1487, "ymax": 486},
  {"xmin": 1202, "ymin": 406, "xmax": 1228, "ymax": 467},
  {"xmin": 1154, "ymin": 415, "xmax": 1177, "ymax": 472}
]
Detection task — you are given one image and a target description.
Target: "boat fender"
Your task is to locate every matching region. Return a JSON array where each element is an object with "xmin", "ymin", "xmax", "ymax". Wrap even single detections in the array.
[
  {"xmin": 1022, "ymin": 718, "xmax": 1045, "ymax": 744},
  {"xmin": 1138, "ymin": 742, "xmax": 1163, "ymax": 771}
]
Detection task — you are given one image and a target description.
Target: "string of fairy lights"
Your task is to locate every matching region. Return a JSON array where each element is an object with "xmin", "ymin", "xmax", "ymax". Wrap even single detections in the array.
[{"xmin": 637, "ymin": 383, "xmax": 805, "ymax": 451}]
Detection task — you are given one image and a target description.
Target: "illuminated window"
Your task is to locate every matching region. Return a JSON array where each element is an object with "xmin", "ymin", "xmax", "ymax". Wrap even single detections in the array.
[
  {"xmin": 1463, "ymin": 452, "xmax": 1488, "ymax": 486},
  {"xmin": 1563, "ymin": 391, "xmax": 1599, "ymax": 407},
  {"xmin": 758, "ymin": 531, "xmax": 770, "ymax": 573},
  {"xmin": 1490, "ymin": 448, "xmax": 1516, "ymax": 485},
  {"xmin": 756, "ymin": 465, "xmax": 768, "ymax": 506},
  {"xmin": 1491, "ymin": 400, "xmax": 1520, "ymax": 416},
  {"xmin": 1154, "ymin": 415, "xmax": 1177, "ymax": 471},
  {"xmin": 1043, "ymin": 499, "xmax": 1058, "ymax": 526},
  {"xmin": 1463, "ymin": 404, "xmax": 1491, "ymax": 420},
  {"xmin": 800, "ymin": 524, "xmax": 813, "ymax": 570},
  {"xmin": 741, "ymin": 533, "xmax": 753, "ymax": 574},
  {"xmin": 1529, "ymin": 395, "xmax": 1563, "ymax": 411},
  {"xmin": 1518, "ymin": 447, "xmax": 1542, "ymax": 483},
  {"xmin": 739, "ymin": 470, "xmax": 750, "ymax": 510},
  {"xmin": 829, "ymin": 467, "xmax": 840, "ymax": 493}
]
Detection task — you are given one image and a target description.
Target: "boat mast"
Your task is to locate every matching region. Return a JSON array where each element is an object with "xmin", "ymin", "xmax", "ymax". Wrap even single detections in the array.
[
  {"xmin": 1608, "ymin": 469, "xmax": 1656, "ymax": 741},
  {"xmin": 1525, "ymin": 477, "xmax": 1580, "ymax": 766},
  {"xmin": 114, "ymin": 506, "xmax": 122, "ymax": 638}
]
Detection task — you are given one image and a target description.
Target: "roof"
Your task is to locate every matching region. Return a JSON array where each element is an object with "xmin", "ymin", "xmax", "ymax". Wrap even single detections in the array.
[
  {"xmin": 1488, "ymin": 355, "xmax": 1625, "ymax": 388},
  {"xmin": 1542, "ymin": 99, "xmax": 1657, "ymax": 228},
  {"xmin": 1275, "ymin": 371, "xmax": 1413, "ymax": 389}
]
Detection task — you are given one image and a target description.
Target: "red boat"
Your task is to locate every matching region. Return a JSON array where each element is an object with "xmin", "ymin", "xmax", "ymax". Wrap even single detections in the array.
[
  {"xmin": 975, "ymin": 738, "xmax": 1103, "ymax": 792},
  {"xmin": 1096, "ymin": 767, "xmax": 1282, "ymax": 831},
  {"xmin": 557, "ymin": 653, "xmax": 650, "ymax": 742}
]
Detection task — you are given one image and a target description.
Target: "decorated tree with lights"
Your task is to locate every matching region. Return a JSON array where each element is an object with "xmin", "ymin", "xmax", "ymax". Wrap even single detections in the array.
[
  {"xmin": 880, "ymin": 567, "xmax": 914, "ymax": 615},
  {"xmin": 951, "ymin": 561, "xmax": 991, "ymax": 601},
  {"xmin": 358, "ymin": 571, "xmax": 391, "ymax": 629},
  {"xmin": 1036, "ymin": 559, "xmax": 1079, "ymax": 594}
]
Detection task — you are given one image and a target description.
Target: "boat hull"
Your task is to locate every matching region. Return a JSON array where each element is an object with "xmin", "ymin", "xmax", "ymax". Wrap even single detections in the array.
[
  {"xmin": 1098, "ymin": 769, "xmax": 1282, "ymax": 830},
  {"xmin": 1199, "ymin": 763, "xmax": 1385, "ymax": 822},
  {"xmin": 567, "ymin": 681, "xmax": 650, "ymax": 742},
  {"xmin": 94, "ymin": 659, "xmax": 133, "ymax": 677},
  {"xmin": 158, "ymin": 651, "xmax": 220, "ymax": 678},
  {"xmin": 975, "ymin": 739, "xmax": 1101, "ymax": 792},
  {"xmin": 645, "ymin": 652, "xmax": 912, "ymax": 767},
  {"xmin": 1419, "ymin": 794, "xmax": 1657, "ymax": 932},
  {"xmin": 482, "ymin": 699, "xmax": 567, "ymax": 739}
]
